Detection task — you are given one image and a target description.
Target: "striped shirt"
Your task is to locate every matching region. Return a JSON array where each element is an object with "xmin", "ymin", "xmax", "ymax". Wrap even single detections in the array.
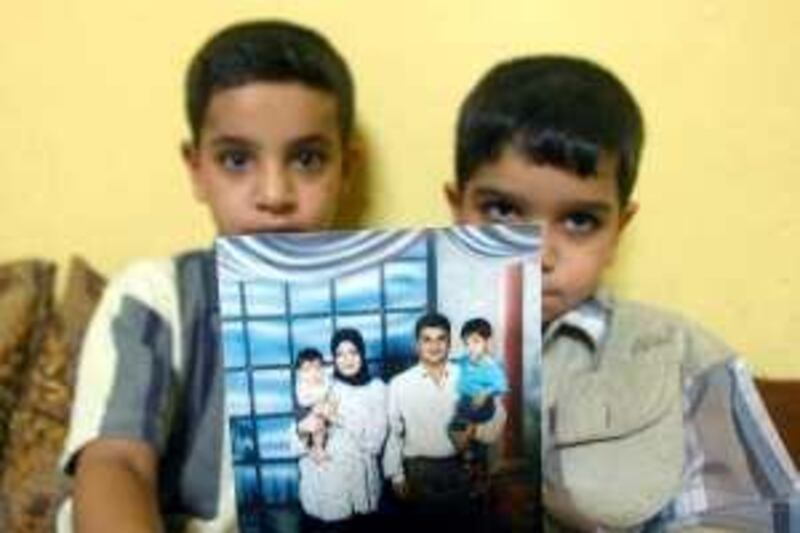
[{"xmin": 58, "ymin": 252, "xmax": 238, "ymax": 532}]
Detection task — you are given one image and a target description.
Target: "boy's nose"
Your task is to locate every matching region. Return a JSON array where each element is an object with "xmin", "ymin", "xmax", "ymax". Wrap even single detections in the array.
[
  {"xmin": 541, "ymin": 224, "xmax": 557, "ymax": 273},
  {"xmin": 254, "ymin": 164, "xmax": 296, "ymax": 212},
  {"xmin": 541, "ymin": 246, "xmax": 557, "ymax": 273}
]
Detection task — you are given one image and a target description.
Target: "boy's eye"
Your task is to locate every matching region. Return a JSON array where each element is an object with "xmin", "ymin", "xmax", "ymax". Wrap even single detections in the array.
[
  {"xmin": 217, "ymin": 149, "xmax": 253, "ymax": 173},
  {"xmin": 479, "ymin": 199, "xmax": 521, "ymax": 223},
  {"xmin": 563, "ymin": 212, "xmax": 601, "ymax": 234},
  {"xmin": 290, "ymin": 148, "xmax": 328, "ymax": 174}
]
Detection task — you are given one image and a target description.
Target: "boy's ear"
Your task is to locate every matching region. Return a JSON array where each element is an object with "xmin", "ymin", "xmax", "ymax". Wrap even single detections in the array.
[
  {"xmin": 341, "ymin": 137, "xmax": 364, "ymax": 197},
  {"xmin": 618, "ymin": 200, "xmax": 639, "ymax": 233},
  {"xmin": 333, "ymin": 135, "xmax": 368, "ymax": 228},
  {"xmin": 181, "ymin": 140, "xmax": 208, "ymax": 203},
  {"xmin": 444, "ymin": 182, "xmax": 463, "ymax": 221},
  {"xmin": 606, "ymin": 200, "xmax": 638, "ymax": 268}
]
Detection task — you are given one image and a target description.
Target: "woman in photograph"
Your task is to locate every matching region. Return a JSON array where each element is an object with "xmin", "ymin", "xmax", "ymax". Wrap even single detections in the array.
[{"xmin": 296, "ymin": 327, "xmax": 388, "ymax": 530}]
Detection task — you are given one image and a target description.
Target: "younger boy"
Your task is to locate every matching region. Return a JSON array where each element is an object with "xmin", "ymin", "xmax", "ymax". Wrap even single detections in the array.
[
  {"xmin": 294, "ymin": 348, "xmax": 336, "ymax": 463},
  {"xmin": 59, "ymin": 20, "xmax": 359, "ymax": 532},
  {"xmin": 446, "ymin": 56, "xmax": 799, "ymax": 531},
  {"xmin": 448, "ymin": 317, "xmax": 508, "ymax": 467}
]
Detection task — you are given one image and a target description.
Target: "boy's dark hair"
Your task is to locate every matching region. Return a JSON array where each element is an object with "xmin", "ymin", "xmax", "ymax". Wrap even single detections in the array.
[
  {"xmin": 186, "ymin": 20, "xmax": 354, "ymax": 143},
  {"xmin": 456, "ymin": 55, "xmax": 644, "ymax": 205},
  {"xmin": 296, "ymin": 347, "xmax": 324, "ymax": 369},
  {"xmin": 460, "ymin": 317, "xmax": 492, "ymax": 340},
  {"xmin": 415, "ymin": 312, "xmax": 451, "ymax": 340}
]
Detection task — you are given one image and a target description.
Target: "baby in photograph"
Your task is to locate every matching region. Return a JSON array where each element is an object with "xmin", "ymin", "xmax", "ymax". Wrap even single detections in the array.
[{"xmin": 294, "ymin": 348, "xmax": 337, "ymax": 463}]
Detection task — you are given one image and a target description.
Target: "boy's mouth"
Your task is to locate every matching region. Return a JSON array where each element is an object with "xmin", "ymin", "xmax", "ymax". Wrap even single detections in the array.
[
  {"xmin": 236, "ymin": 224, "xmax": 306, "ymax": 235},
  {"xmin": 542, "ymin": 288, "xmax": 563, "ymax": 314},
  {"xmin": 542, "ymin": 286, "xmax": 560, "ymax": 299}
]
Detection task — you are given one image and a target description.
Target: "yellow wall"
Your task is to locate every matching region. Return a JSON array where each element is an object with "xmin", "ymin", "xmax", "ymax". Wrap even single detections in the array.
[{"xmin": 2, "ymin": 1, "xmax": 798, "ymax": 376}]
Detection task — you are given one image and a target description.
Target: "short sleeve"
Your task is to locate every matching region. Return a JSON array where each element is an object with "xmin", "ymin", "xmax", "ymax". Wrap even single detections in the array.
[{"xmin": 60, "ymin": 259, "xmax": 179, "ymax": 474}]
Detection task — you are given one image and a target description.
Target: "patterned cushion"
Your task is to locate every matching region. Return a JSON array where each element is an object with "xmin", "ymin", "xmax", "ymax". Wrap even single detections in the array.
[
  {"xmin": 0, "ymin": 260, "xmax": 54, "ymax": 461},
  {"xmin": 0, "ymin": 258, "xmax": 105, "ymax": 532}
]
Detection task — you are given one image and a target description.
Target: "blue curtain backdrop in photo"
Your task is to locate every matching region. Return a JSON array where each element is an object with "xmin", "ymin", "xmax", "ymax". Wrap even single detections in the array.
[{"xmin": 218, "ymin": 232, "xmax": 432, "ymax": 510}]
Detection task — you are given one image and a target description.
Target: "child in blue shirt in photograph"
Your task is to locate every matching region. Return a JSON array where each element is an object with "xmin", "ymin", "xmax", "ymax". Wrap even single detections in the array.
[{"xmin": 449, "ymin": 318, "xmax": 508, "ymax": 468}]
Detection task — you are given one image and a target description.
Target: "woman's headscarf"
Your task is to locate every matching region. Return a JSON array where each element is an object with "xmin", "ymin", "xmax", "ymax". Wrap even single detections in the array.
[{"xmin": 330, "ymin": 327, "xmax": 371, "ymax": 386}]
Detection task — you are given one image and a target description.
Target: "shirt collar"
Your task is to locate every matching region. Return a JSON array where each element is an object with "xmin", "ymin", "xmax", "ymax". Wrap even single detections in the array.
[
  {"xmin": 456, "ymin": 352, "xmax": 489, "ymax": 366},
  {"xmin": 419, "ymin": 361, "xmax": 452, "ymax": 380},
  {"xmin": 543, "ymin": 289, "xmax": 612, "ymax": 352}
]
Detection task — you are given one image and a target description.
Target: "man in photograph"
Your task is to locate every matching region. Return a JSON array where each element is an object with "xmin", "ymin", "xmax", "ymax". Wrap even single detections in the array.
[{"xmin": 383, "ymin": 312, "xmax": 506, "ymax": 528}]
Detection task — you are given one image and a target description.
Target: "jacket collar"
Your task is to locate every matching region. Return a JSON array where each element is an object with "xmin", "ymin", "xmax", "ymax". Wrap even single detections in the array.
[{"xmin": 543, "ymin": 289, "xmax": 612, "ymax": 354}]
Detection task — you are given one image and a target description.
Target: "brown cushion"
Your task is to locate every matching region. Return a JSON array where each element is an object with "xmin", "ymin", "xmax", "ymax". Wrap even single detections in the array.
[
  {"xmin": 0, "ymin": 260, "xmax": 55, "ymax": 461},
  {"xmin": 755, "ymin": 377, "xmax": 800, "ymax": 471},
  {"xmin": 0, "ymin": 257, "xmax": 105, "ymax": 533}
]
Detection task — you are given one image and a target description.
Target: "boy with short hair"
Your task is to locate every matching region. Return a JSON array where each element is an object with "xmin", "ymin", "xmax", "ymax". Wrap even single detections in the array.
[
  {"xmin": 448, "ymin": 318, "xmax": 508, "ymax": 466},
  {"xmin": 59, "ymin": 20, "xmax": 359, "ymax": 532},
  {"xmin": 446, "ymin": 56, "xmax": 799, "ymax": 531},
  {"xmin": 294, "ymin": 347, "xmax": 336, "ymax": 463}
]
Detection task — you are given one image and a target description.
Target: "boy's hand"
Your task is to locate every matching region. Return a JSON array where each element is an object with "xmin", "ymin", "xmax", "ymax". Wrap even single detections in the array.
[
  {"xmin": 298, "ymin": 413, "xmax": 325, "ymax": 434},
  {"xmin": 451, "ymin": 424, "xmax": 478, "ymax": 451},
  {"xmin": 326, "ymin": 398, "xmax": 339, "ymax": 419},
  {"xmin": 472, "ymin": 393, "xmax": 489, "ymax": 408},
  {"xmin": 73, "ymin": 438, "xmax": 163, "ymax": 533},
  {"xmin": 313, "ymin": 398, "xmax": 338, "ymax": 420},
  {"xmin": 392, "ymin": 478, "xmax": 410, "ymax": 500},
  {"xmin": 311, "ymin": 402, "xmax": 326, "ymax": 416}
]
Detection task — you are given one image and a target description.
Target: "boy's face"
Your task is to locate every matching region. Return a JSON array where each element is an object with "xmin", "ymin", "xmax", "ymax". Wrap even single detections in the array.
[
  {"xmin": 446, "ymin": 146, "xmax": 636, "ymax": 324},
  {"xmin": 464, "ymin": 332, "xmax": 490, "ymax": 359},
  {"xmin": 184, "ymin": 81, "xmax": 353, "ymax": 235},
  {"xmin": 299, "ymin": 359, "xmax": 324, "ymax": 385}
]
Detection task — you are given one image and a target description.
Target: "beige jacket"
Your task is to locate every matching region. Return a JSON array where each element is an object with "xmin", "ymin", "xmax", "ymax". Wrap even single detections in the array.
[{"xmin": 542, "ymin": 297, "xmax": 733, "ymax": 531}]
